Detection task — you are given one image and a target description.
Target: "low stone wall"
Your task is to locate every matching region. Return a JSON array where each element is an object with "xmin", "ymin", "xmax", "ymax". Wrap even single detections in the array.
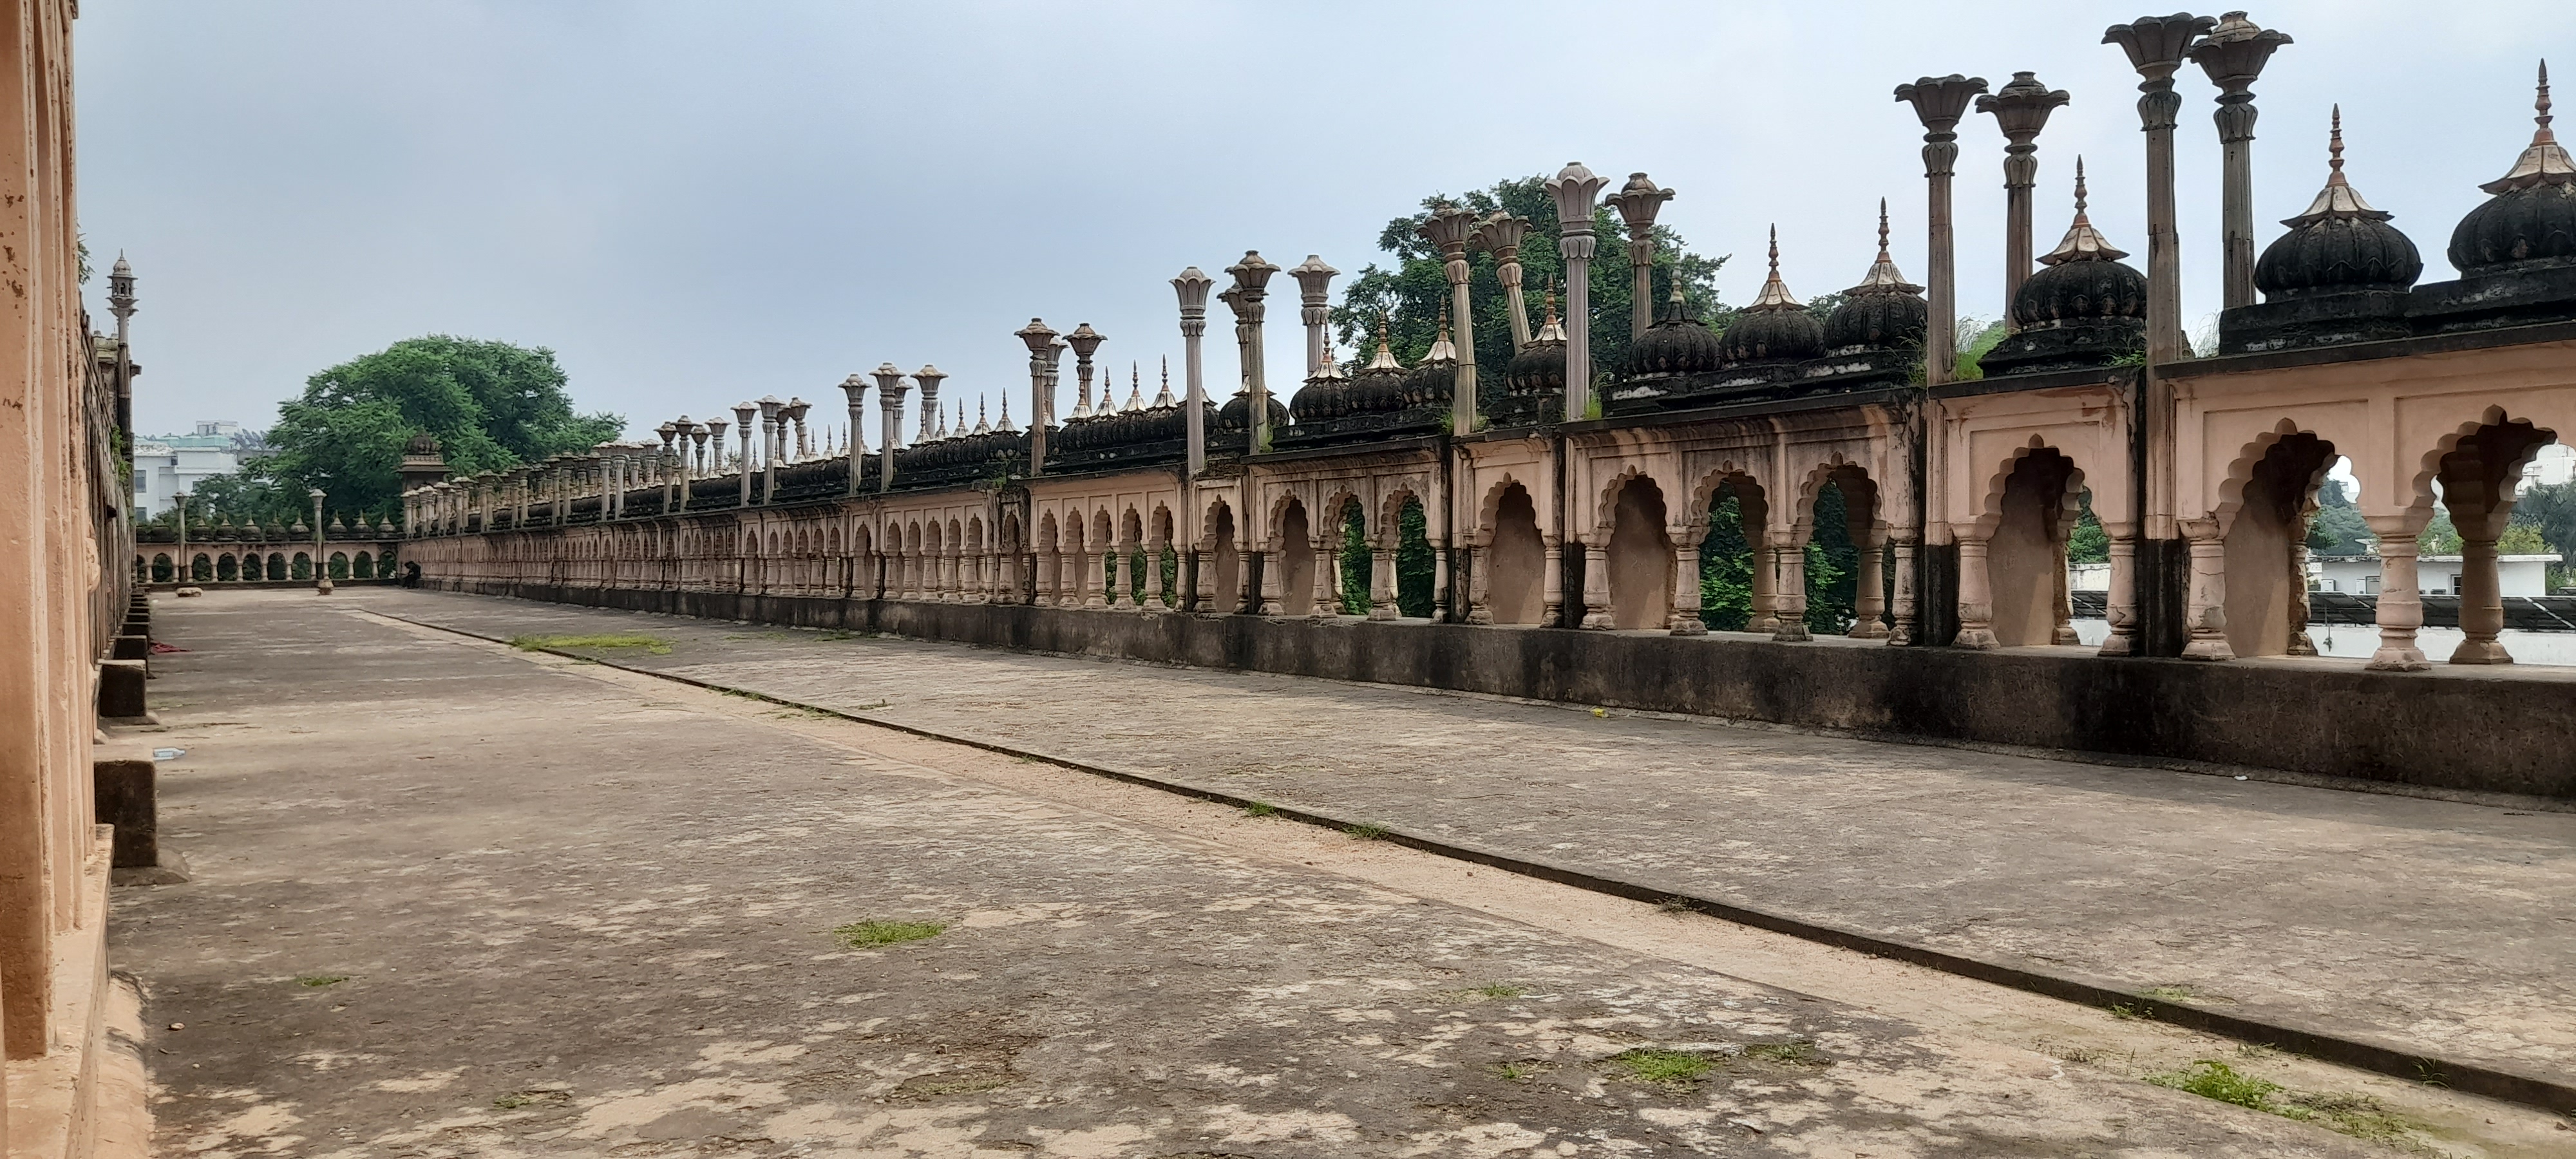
[{"xmin": 435, "ymin": 579, "xmax": 2575, "ymax": 801}]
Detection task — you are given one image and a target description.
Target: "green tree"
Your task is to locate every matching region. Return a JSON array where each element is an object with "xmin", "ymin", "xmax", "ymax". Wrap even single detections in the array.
[
  {"xmin": 1804, "ymin": 484, "xmax": 1858, "ymax": 634},
  {"xmin": 2067, "ymin": 489, "xmax": 2109, "ymax": 565},
  {"xmin": 2418, "ymin": 511, "xmax": 2462, "ymax": 556},
  {"xmin": 1395, "ymin": 497, "xmax": 1435, "ymax": 617},
  {"xmin": 1327, "ymin": 176, "xmax": 1730, "ymax": 421},
  {"xmin": 199, "ymin": 336, "xmax": 621, "ymax": 522},
  {"xmin": 1699, "ymin": 492, "xmax": 1755, "ymax": 630}
]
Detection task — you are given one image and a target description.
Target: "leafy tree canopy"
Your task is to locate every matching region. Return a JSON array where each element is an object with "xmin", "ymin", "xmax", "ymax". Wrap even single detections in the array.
[
  {"xmin": 1326, "ymin": 176, "xmax": 1733, "ymax": 415},
  {"xmin": 189, "ymin": 336, "xmax": 621, "ymax": 523}
]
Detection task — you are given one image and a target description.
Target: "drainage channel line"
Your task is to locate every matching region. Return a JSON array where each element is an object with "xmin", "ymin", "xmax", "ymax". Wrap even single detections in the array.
[{"xmin": 367, "ymin": 607, "xmax": 2576, "ymax": 1115}]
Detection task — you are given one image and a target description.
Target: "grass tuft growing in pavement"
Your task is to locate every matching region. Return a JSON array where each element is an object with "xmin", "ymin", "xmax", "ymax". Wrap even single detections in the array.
[
  {"xmin": 2147, "ymin": 1060, "xmax": 2439, "ymax": 1150},
  {"xmin": 509, "ymin": 633, "xmax": 672, "ymax": 655},
  {"xmin": 2148, "ymin": 1059, "xmax": 2278, "ymax": 1109},
  {"xmin": 1609, "ymin": 1048, "xmax": 1712, "ymax": 1086},
  {"xmin": 835, "ymin": 919, "xmax": 945, "ymax": 948},
  {"xmin": 1240, "ymin": 800, "xmax": 1278, "ymax": 818},
  {"xmin": 295, "ymin": 974, "xmax": 349, "ymax": 988},
  {"xmin": 1472, "ymin": 983, "xmax": 1526, "ymax": 999},
  {"xmin": 1343, "ymin": 822, "xmax": 1389, "ymax": 840},
  {"xmin": 1745, "ymin": 1039, "xmax": 1828, "ymax": 1067}
]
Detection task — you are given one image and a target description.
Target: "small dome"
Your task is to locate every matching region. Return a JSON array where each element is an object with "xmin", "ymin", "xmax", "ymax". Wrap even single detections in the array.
[
  {"xmin": 1405, "ymin": 308, "xmax": 1461, "ymax": 405},
  {"xmin": 2009, "ymin": 162, "xmax": 2147, "ymax": 328},
  {"xmin": 1719, "ymin": 227, "xmax": 1824, "ymax": 365},
  {"xmin": 1347, "ymin": 319, "xmax": 1413, "ymax": 412},
  {"xmin": 2448, "ymin": 64, "xmax": 2576, "ymax": 276},
  {"xmin": 1289, "ymin": 348, "xmax": 1352, "ymax": 423},
  {"xmin": 2257, "ymin": 108, "xmax": 2422, "ymax": 297},
  {"xmin": 1628, "ymin": 287, "xmax": 1723, "ymax": 376},
  {"xmin": 1823, "ymin": 201, "xmax": 1929, "ymax": 350},
  {"xmin": 1217, "ymin": 390, "xmax": 1288, "ymax": 432},
  {"xmin": 404, "ymin": 431, "xmax": 442, "ymax": 456},
  {"xmin": 1506, "ymin": 292, "xmax": 1567, "ymax": 395}
]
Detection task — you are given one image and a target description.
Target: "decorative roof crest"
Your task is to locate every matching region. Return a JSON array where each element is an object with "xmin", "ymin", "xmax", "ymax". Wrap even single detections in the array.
[
  {"xmin": 1365, "ymin": 314, "xmax": 1405, "ymax": 372},
  {"xmin": 1847, "ymin": 199, "xmax": 1924, "ymax": 294},
  {"xmin": 2040, "ymin": 158, "xmax": 2130, "ymax": 264},
  {"xmin": 1748, "ymin": 226, "xmax": 1803, "ymax": 310},
  {"xmin": 2481, "ymin": 61, "xmax": 2575, "ymax": 193}
]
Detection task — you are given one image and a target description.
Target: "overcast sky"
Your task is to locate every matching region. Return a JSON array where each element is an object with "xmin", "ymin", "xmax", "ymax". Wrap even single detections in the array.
[{"xmin": 77, "ymin": 1, "xmax": 2571, "ymax": 444}]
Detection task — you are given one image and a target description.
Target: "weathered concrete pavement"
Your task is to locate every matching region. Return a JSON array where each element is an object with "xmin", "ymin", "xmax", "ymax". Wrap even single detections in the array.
[
  {"xmin": 115, "ymin": 590, "xmax": 2569, "ymax": 1156},
  {"xmin": 355, "ymin": 589, "xmax": 2576, "ymax": 1102}
]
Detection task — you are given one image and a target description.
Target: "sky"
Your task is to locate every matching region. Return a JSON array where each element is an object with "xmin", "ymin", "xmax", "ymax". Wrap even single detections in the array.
[{"xmin": 75, "ymin": 1, "xmax": 2573, "ymax": 448}]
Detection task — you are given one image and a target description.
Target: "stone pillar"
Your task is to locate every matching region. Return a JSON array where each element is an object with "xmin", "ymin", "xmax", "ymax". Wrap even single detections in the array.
[
  {"xmin": 2190, "ymin": 12, "xmax": 2292, "ymax": 312},
  {"xmin": 2453, "ymin": 524, "xmax": 2511, "ymax": 664},
  {"xmin": 1541, "ymin": 540, "xmax": 1564, "ymax": 626},
  {"xmin": 871, "ymin": 365, "xmax": 908, "ymax": 492},
  {"xmin": 1464, "ymin": 545, "xmax": 1492, "ymax": 624},
  {"xmin": 1432, "ymin": 546, "xmax": 1451, "ymax": 623},
  {"xmin": 1421, "ymin": 205, "xmax": 1481, "ymax": 433},
  {"xmin": 1092, "ymin": 543, "xmax": 1115, "ymax": 610},
  {"xmin": 1546, "ymin": 162, "xmax": 1608, "ymax": 421},
  {"xmin": 2100, "ymin": 527, "xmax": 2139, "ymax": 655},
  {"xmin": 1368, "ymin": 546, "xmax": 1396, "ymax": 620},
  {"xmin": 1015, "ymin": 319, "xmax": 1057, "ymax": 475},
  {"xmin": 1889, "ymin": 535, "xmax": 1920, "ymax": 646},
  {"xmin": 1172, "ymin": 270, "xmax": 1213, "ymax": 476},
  {"xmin": 1224, "ymin": 252, "xmax": 1279, "ymax": 451},
  {"xmin": 1470, "ymin": 214, "xmax": 1534, "ymax": 350},
  {"xmin": 2106, "ymin": 14, "xmax": 2215, "ymax": 363},
  {"xmin": 1604, "ymin": 173, "xmax": 1674, "ymax": 341},
  {"xmin": 839, "ymin": 375, "xmax": 867, "ymax": 493},
  {"xmin": 1190, "ymin": 548, "xmax": 1215, "ymax": 612},
  {"xmin": 2181, "ymin": 519, "xmax": 2234, "ymax": 660},
  {"xmin": 1065, "ymin": 324, "xmax": 1104, "ymax": 420},
  {"xmin": 1772, "ymin": 544, "xmax": 1812, "ymax": 642},
  {"xmin": 2366, "ymin": 521, "xmax": 2429, "ymax": 670},
  {"xmin": 1289, "ymin": 256, "xmax": 1338, "ymax": 377},
  {"xmin": 1311, "ymin": 540, "xmax": 1338, "ymax": 619},
  {"xmin": 757, "ymin": 397, "xmax": 783, "ymax": 504},
  {"xmin": 1671, "ymin": 542, "xmax": 1706, "ymax": 636},
  {"xmin": 1897, "ymin": 75, "xmax": 1989, "ymax": 385},
  {"xmin": 1146, "ymin": 545, "xmax": 1171, "ymax": 612},
  {"xmin": 1254, "ymin": 548, "xmax": 1281, "ymax": 615},
  {"xmin": 1034, "ymin": 549, "xmax": 1057, "ymax": 608},
  {"xmin": 1747, "ymin": 530, "xmax": 1781, "ymax": 634},
  {"xmin": 2052, "ymin": 540, "xmax": 2081, "ymax": 646},
  {"xmin": 2286, "ymin": 532, "xmax": 2317, "ymax": 656},
  {"xmin": 1954, "ymin": 534, "xmax": 1998, "ymax": 649},
  {"xmin": 1578, "ymin": 542, "xmax": 1611, "ymax": 629},
  {"xmin": 1976, "ymin": 72, "xmax": 2070, "ymax": 327},
  {"xmin": 732, "ymin": 403, "xmax": 758, "ymax": 505},
  {"xmin": 1848, "ymin": 535, "xmax": 1888, "ymax": 639}
]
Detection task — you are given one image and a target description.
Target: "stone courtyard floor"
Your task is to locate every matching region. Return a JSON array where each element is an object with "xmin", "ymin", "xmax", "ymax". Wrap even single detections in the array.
[{"xmin": 116, "ymin": 589, "xmax": 2575, "ymax": 1156}]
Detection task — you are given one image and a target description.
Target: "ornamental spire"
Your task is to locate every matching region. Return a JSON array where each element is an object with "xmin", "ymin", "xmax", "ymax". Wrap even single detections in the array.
[
  {"xmin": 1532, "ymin": 281, "xmax": 1567, "ymax": 343},
  {"xmin": 1365, "ymin": 314, "xmax": 1405, "ymax": 372},
  {"xmin": 2285, "ymin": 108, "xmax": 2392, "ymax": 224},
  {"xmin": 1748, "ymin": 225, "xmax": 1803, "ymax": 309},
  {"xmin": 2481, "ymin": 61, "xmax": 2576, "ymax": 193},
  {"xmin": 2040, "ymin": 157, "xmax": 2130, "ymax": 264},
  {"xmin": 1848, "ymin": 198, "xmax": 1923, "ymax": 294},
  {"xmin": 1425, "ymin": 304, "xmax": 1459, "ymax": 364},
  {"xmin": 1152, "ymin": 356, "xmax": 1175, "ymax": 408}
]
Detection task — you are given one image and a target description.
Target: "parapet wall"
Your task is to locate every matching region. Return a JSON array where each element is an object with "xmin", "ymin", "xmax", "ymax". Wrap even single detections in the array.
[{"xmin": 433, "ymin": 579, "xmax": 2575, "ymax": 803}]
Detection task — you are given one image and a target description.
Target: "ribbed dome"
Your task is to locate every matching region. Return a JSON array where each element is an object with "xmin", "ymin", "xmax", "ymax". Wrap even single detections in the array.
[
  {"xmin": 1404, "ymin": 310, "xmax": 1459, "ymax": 405},
  {"xmin": 1347, "ymin": 321, "xmax": 1414, "ymax": 412},
  {"xmin": 1628, "ymin": 287, "xmax": 1723, "ymax": 376},
  {"xmin": 2009, "ymin": 164, "xmax": 2146, "ymax": 327},
  {"xmin": 2256, "ymin": 108, "xmax": 2423, "ymax": 297},
  {"xmin": 1289, "ymin": 351, "xmax": 1351, "ymax": 423},
  {"xmin": 1217, "ymin": 390, "xmax": 1288, "ymax": 432},
  {"xmin": 1823, "ymin": 202, "xmax": 1929, "ymax": 350},
  {"xmin": 2448, "ymin": 65, "xmax": 2576, "ymax": 276},
  {"xmin": 404, "ymin": 431, "xmax": 442, "ymax": 455},
  {"xmin": 1506, "ymin": 292, "xmax": 1567, "ymax": 395},
  {"xmin": 1718, "ymin": 227, "xmax": 1824, "ymax": 365}
]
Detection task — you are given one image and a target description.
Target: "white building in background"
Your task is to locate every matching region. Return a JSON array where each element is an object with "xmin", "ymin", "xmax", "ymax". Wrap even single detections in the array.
[
  {"xmin": 132, "ymin": 420, "xmax": 256, "ymax": 517},
  {"xmin": 2311, "ymin": 554, "xmax": 2561, "ymax": 597},
  {"xmin": 2526, "ymin": 442, "xmax": 2575, "ymax": 489}
]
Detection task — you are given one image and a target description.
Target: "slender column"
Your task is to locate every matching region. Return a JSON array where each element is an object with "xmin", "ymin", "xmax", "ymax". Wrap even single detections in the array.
[
  {"xmin": 1034, "ymin": 549, "xmax": 1056, "ymax": 608},
  {"xmin": 1889, "ymin": 535, "xmax": 1920, "ymax": 645},
  {"xmin": 1225, "ymin": 252, "xmax": 1279, "ymax": 452},
  {"xmin": 2190, "ymin": 13, "xmax": 2292, "ymax": 311},
  {"xmin": 1256, "ymin": 549, "xmax": 1282, "ymax": 615},
  {"xmin": 872, "ymin": 364, "xmax": 908, "ymax": 493},
  {"xmin": 1848, "ymin": 534, "xmax": 1888, "ymax": 639},
  {"xmin": 913, "ymin": 366, "xmax": 946, "ymax": 444},
  {"xmin": 1470, "ymin": 214, "xmax": 1534, "ymax": 350},
  {"xmin": 2180, "ymin": 519, "xmax": 2234, "ymax": 660},
  {"xmin": 2365, "ymin": 520, "xmax": 2429, "ymax": 670},
  {"xmin": 732, "ymin": 403, "xmax": 757, "ymax": 506},
  {"xmin": 1189, "ymin": 548, "xmax": 1214, "ymax": 612},
  {"xmin": 1367, "ymin": 545, "xmax": 1396, "ymax": 619},
  {"xmin": 1604, "ymin": 173, "xmax": 1674, "ymax": 341},
  {"xmin": 1420, "ymin": 205, "xmax": 1481, "ymax": 433},
  {"xmin": 758, "ymin": 396, "xmax": 783, "ymax": 504},
  {"xmin": 2286, "ymin": 532, "xmax": 2316, "ymax": 655},
  {"xmin": 1085, "ymin": 539, "xmax": 1109, "ymax": 609},
  {"xmin": 838, "ymin": 375, "xmax": 869, "ymax": 493},
  {"xmin": 1897, "ymin": 75, "xmax": 1989, "ymax": 384},
  {"xmin": 1065, "ymin": 325, "xmax": 1103, "ymax": 420},
  {"xmin": 1172, "ymin": 270, "xmax": 1213, "ymax": 475},
  {"xmin": 1541, "ymin": 543, "xmax": 1565, "ymax": 625},
  {"xmin": 2052, "ymin": 537, "xmax": 2081, "ymax": 646},
  {"xmin": 2106, "ymin": 15, "xmax": 2215, "ymax": 363},
  {"xmin": 1146, "ymin": 544, "xmax": 1171, "ymax": 612},
  {"xmin": 2452, "ymin": 523, "xmax": 2512, "ymax": 665},
  {"xmin": 1546, "ymin": 163, "xmax": 1608, "ymax": 421},
  {"xmin": 1432, "ymin": 546, "xmax": 1450, "ymax": 622},
  {"xmin": 1311, "ymin": 540, "xmax": 1337, "ymax": 619},
  {"xmin": 1288, "ymin": 256, "xmax": 1338, "ymax": 377},
  {"xmin": 1976, "ymin": 72, "xmax": 2070, "ymax": 326},
  {"xmin": 1954, "ymin": 535, "xmax": 1998, "ymax": 649},
  {"xmin": 1014, "ymin": 319, "xmax": 1057, "ymax": 474},
  {"xmin": 1747, "ymin": 529, "xmax": 1780, "ymax": 633},
  {"xmin": 1464, "ymin": 545, "xmax": 1492, "ymax": 624},
  {"xmin": 2099, "ymin": 527, "xmax": 2139, "ymax": 655},
  {"xmin": 1772, "ymin": 544, "xmax": 1812, "ymax": 642},
  {"xmin": 1578, "ymin": 543, "xmax": 1611, "ymax": 629},
  {"xmin": 1671, "ymin": 541, "xmax": 1706, "ymax": 636}
]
